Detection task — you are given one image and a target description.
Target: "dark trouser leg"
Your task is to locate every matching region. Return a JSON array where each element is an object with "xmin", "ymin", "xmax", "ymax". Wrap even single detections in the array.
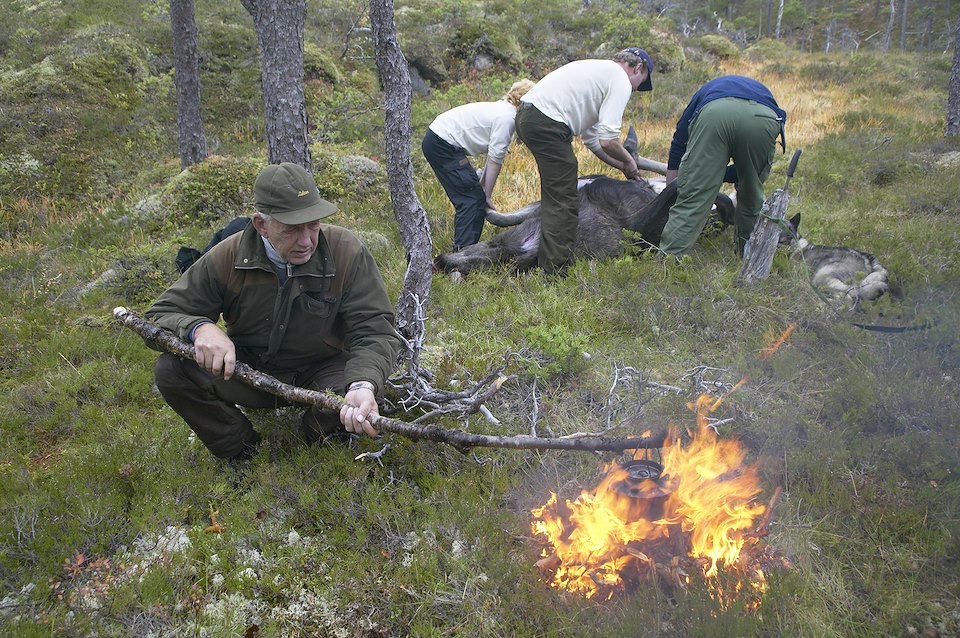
[
  {"xmin": 154, "ymin": 353, "xmax": 277, "ymax": 459},
  {"xmin": 155, "ymin": 352, "xmax": 350, "ymax": 456},
  {"xmin": 422, "ymin": 129, "xmax": 487, "ymax": 250},
  {"xmin": 296, "ymin": 353, "xmax": 349, "ymax": 443},
  {"xmin": 515, "ymin": 105, "xmax": 578, "ymax": 275}
]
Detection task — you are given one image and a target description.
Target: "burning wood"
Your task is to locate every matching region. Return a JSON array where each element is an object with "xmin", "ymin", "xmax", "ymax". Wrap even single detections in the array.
[{"xmin": 531, "ymin": 390, "xmax": 787, "ymax": 604}]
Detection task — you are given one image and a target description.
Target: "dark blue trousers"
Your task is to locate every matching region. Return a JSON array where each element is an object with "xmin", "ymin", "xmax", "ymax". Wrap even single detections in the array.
[{"xmin": 421, "ymin": 129, "xmax": 486, "ymax": 250}]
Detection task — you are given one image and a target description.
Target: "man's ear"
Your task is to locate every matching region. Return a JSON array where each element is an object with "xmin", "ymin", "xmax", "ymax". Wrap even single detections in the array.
[{"xmin": 250, "ymin": 214, "xmax": 270, "ymax": 237}]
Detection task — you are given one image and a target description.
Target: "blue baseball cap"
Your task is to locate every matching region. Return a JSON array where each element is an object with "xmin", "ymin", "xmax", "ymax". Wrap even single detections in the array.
[{"xmin": 623, "ymin": 47, "xmax": 654, "ymax": 92}]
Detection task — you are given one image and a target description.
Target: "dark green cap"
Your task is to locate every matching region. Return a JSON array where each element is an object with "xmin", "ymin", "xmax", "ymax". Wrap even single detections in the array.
[{"xmin": 253, "ymin": 163, "xmax": 338, "ymax": 224}]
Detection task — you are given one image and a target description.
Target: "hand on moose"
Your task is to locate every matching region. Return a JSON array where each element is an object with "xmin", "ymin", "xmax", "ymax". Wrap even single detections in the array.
[
  {"xmin": 622, "ymin": 161, "xmax": 641, "ymax": 181},
  {"xmin": 340, "ymin": 387, "xmax": 379, "ymax": 437},
  {"xmin": 485, "ymin": 196, "xmax": 497, "ymax": 211},
  {"xmin": 192, "ymin": 322, "xmax": 237, "ymax": 380}
]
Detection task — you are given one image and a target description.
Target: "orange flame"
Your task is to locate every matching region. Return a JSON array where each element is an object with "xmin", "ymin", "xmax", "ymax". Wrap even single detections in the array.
[
  {"xmin": 531, "ymin": 394, "xmax": 767, "ymax": 599},
  {"xmin": 758, "ymin": 323, "xmax": 796, "ymax": 360},
  {"xmin": 532, "ymin": 324, "xmax": 795, "ymax": 601}
]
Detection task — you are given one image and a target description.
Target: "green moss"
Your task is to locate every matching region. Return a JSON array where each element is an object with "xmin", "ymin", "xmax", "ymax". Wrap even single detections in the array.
[
  {"xmin": 304, "ymin": 41, "xmax": 343, "ymax": 84},
  {"xmin": 197, "ymin": 21, "xmax": 262, "ymax": 125},
  {"xmin": 0, "ymin": 25, "xmax": 161, "ymax": 203},
  {"xmin": 161, "ymin": 155, "xmax": 263, "ymax": 225}
]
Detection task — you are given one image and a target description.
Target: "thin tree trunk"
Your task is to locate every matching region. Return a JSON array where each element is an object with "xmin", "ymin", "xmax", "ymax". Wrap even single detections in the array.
[
  {"xmin": 898, "ymin": 0, "xmax": 908, "ymax": 50},
  {"xmin": 114, "ymin": 307, "xmax": 664, "ymax": 452},
  {"xmin": 881, "ymin": 0, "xmax": 896, "ymax": 51},
  {"xmin": 170, "ymin": 0, "xmax": 207, "ymax": 169},
  {"xmin": 240, "ymin": 0, "xmax": 311, "ymax": 169},
  {"xmin": 775, "ymin": 0, "xmax": 785, "ymax": 39},
  {"xmin": 947, "ymin": 16, "xmax": 960, "ymax": 136},
  {"xmin": 368, "ymin": 0, "xmax": 433, "ymax": 358}
]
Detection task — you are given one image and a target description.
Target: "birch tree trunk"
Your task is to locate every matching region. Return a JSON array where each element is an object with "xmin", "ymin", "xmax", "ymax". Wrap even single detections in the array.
[
  {"xmin": 368, "ymin": 0, "xmax": 433, "ymax": 358},
  {"xmin": 170, "ymin": 0, "xmax": 207, "ymax": 169},
  {"xmin": 775, "ymin": 0, "xmax": 785, "ymax": 39},
  {"xmin": 240, "ymin": 0, "xmax": 312, "ymax": 170},
  {"xmin": 947, "ymin": 17, "xmax": 960, "ymax": 137}
]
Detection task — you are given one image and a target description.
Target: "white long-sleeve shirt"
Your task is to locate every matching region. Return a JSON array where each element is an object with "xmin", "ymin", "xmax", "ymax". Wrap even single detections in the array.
[
  {"xmin": 520, "ymin": 59, "xmax": 632, "ymax": 152},
  {"xmin": 428, "ymin": 100, "xmax": 518, "ymax": 164}
]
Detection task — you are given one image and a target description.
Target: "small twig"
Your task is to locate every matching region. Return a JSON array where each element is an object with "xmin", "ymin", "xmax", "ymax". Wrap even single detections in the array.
[
  {"xmin": 478, "ymin": 404, "xmax": 500, "ymax": 426},
  {"xmin": 355, "ymin": 443, "xmax": 392, "ymax": 466},
  {"xmin": 752, "ymin": 486, "xmax": 783, "ymax": 537}
]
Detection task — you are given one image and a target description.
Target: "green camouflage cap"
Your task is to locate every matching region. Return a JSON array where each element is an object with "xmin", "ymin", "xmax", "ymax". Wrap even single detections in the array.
[{"xmin": 253, "ymin": 163, "xmax": 338, "ymax": 224}]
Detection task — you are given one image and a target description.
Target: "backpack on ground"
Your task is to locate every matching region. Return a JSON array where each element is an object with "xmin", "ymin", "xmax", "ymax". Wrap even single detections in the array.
[{"xmin": 175, "ymin": 217, "xmax": 251, "ymax": 274}]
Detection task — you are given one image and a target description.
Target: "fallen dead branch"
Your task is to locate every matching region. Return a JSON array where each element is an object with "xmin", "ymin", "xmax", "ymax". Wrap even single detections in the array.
[{"xmin": 113, "ymin": 307, "xmax": 665, "ymax": 452}]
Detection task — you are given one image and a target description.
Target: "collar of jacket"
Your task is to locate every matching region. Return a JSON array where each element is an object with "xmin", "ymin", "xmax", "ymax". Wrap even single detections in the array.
[{"xmin": 232, "ymin": 223, "xmax": 336, "ymax": 279}]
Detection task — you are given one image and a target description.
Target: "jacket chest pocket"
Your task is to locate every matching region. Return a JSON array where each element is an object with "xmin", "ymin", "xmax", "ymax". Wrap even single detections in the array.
[{"xmin": 299, "ymin": 289, "xmax": 336, "ymax": 318}]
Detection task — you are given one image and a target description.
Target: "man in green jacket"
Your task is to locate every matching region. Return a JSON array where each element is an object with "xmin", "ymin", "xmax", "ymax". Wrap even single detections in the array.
[{"xmin": 146, "ymin": 163, "xmax": 400, "ymax": 461}]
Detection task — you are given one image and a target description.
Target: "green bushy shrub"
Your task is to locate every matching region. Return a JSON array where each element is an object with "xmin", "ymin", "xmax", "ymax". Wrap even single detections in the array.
[
  {"xmin": 744, "ymin": 37, "xmax": 795, "ymax": 61},
  {"xmin": 698, "ymin": 34, "xmax": 741, "ymax": 60},
  {"xmin": 519, "ymin": 323, "xmax": 590, "ymax": 380},
  {"xmin": 161, "ymin": 155, "xmax": 263, "ymax": 224}
]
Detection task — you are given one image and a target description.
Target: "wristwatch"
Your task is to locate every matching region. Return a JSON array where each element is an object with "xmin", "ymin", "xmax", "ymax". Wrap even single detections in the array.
[{"xmin": 348, "ymin": 381, "xmax": 376, "ymax": 392}]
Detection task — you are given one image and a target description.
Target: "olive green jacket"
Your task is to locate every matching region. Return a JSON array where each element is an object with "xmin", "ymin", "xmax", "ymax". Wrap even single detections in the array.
[{"xmin": 146, "ymin": 223, "xmax": 400, "ymax": 393}]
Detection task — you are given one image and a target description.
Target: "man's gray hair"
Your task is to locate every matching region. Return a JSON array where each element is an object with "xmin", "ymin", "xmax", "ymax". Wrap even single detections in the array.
[{"xmin": 254, "ymin": 211, "xmax": 274, "ymax": 224}]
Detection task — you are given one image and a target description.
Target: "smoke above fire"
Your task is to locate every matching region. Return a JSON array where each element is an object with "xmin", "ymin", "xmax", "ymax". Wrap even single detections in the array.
[{"xmin": 530, "ymin": 325, "xmax": 796, "ymax": 602}]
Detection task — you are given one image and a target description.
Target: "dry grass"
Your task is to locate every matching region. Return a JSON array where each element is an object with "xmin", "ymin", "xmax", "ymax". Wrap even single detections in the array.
[{"xmin": 490, "ymin": 57, "xmax": 861, "ymax": 217}]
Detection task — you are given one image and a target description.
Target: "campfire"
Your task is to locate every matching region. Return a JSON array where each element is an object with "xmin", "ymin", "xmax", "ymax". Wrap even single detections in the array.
[{"xmin": 531, "ymin": 385, "xmax": 784, "ymax": 603}]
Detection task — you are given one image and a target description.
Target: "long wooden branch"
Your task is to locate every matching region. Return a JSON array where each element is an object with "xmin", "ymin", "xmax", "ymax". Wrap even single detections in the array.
[{"xmin": 113, "ymin": 307, "xmax": 664, "ymax": 452}]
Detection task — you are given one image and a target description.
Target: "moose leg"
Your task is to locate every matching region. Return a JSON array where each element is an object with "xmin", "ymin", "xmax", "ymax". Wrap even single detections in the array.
[{"xmin": 516, "ymin": 105, "xmax": 578, "ymax": 275}]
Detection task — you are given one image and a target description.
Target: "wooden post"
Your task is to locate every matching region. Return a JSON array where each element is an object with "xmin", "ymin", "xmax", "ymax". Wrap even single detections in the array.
[{"xmin": 739, "ymin": 149, "xmax": 801, "ymax": 284}]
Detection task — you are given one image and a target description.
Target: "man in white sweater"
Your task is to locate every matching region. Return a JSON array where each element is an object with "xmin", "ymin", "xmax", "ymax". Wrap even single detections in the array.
[
  {"xmin": 422, "ymin": 79, "xmax": 534, "ymax": 251},
  {"xmin": 515, "ymin": 47, "xmax": 653, "ymax": 275}
]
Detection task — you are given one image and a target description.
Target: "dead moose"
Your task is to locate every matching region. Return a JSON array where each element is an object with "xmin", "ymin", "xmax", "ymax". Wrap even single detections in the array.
[{"xmin": 434, "ymin": 128, "xmax": 734, "ymax": 274}]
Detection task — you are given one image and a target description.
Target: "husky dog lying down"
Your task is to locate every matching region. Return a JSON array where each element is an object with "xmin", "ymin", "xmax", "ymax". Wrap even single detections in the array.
[{"xmin": 780, "ymin": 213, "xmax": 889, "ymax": 302}]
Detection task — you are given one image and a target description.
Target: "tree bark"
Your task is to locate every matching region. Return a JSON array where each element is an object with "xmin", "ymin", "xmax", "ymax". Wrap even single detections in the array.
[
  {"xmin": 898, "ymin": 0, "xmax": 908, "ymax": 50},
  {"xmin": 881, "ymin": 0, "xmax": 896, "ymax": 52},
  {"xmin": 368, "ymin": 0, "xmax": 434, "ymax": 359},
  {"xmin": 169, "ymin": 0, "xmax": 207, "ymax": 169},
  {"xmin": 948, "ymin": 17, "xmax": 960, "ymax": 137},
  {"xmin": 775, "ymin": 0, "xmax": 785, "ymax": 39},
  {"xmin": 240, "ymin": 0, "xmax": 311, "ymax": 169},
  {"xmin": 114, "ymin": 307, "xmax": 664, "ymax": 453},
  {"xmin": 740, "ymin": 150, "xmax": 802, "ymax": 283}
]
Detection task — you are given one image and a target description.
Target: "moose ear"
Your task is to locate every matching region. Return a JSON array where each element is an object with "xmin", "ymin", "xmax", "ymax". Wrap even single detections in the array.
[
  {"xmin": 789, "ymin": 213, "xmax": 801, "ymax": 230},
  {"xmin": 624, "ymin": 126, "xmax": 638, "ymax": 157}
]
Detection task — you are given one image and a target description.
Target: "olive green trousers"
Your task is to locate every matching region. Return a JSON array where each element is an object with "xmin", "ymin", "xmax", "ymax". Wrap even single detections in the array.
[
  {"xmin": 515, "ymin": 103, "xmax": 579, "ymax": 274},
  {"xmin": 660, "ymin": 97, "xmax": 780, "ymax": 256}
]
